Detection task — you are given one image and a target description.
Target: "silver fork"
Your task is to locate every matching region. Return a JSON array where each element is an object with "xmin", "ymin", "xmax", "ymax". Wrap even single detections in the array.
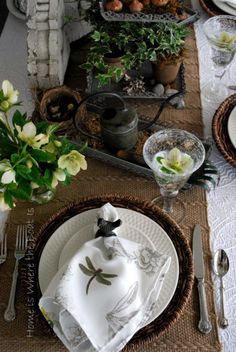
[
  {"xmin": 0, "ymin": 234, "xmax": 7, "ymax": 265},
  {"xmin": 4, "ymin": 225, "xmax": 28, "ymax": 322}
]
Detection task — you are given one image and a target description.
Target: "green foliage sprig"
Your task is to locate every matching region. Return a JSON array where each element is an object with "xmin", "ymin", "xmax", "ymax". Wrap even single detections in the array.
[{"xmin": 82, "ymin": 18, "xmax": 190, "ymax": 86}]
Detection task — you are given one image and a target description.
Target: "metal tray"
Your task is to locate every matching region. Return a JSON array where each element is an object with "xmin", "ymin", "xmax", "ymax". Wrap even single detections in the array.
[
  {"xmin": 100, "ymin": 2, "xmax": 199, "ymax": 25},
  {"xmin": 87, "ymin": 63, "xmax": 186, "ymax": 102},
  {"xmin": 72, "ymin": 134, "xmax": 213, "ymax": 181}
]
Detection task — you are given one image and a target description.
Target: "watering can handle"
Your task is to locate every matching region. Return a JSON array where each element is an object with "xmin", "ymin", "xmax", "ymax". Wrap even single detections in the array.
[{"xmin": 139, "ymin": 91, "xmax": 184, "ymax": 130}]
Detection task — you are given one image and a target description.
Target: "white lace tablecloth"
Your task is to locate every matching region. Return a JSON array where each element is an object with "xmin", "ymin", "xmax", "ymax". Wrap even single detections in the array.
[{"xmin": 1, "ymin": 6, "xmax": 236, "ymax": 351}]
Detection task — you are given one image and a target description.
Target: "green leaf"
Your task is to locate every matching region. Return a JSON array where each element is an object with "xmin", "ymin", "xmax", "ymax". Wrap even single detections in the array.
[
  {"xmin": 11, "ymin": 187, "xmax": 31, "ymax": 200},
  {"xmin": 63, "ymin": 175, "xmax": 71, "ymax": 186},
  {"xmin": 81, "ymin": 62, "xmax": 93, "ymax": 71},
  {"xmin": 11, "ymin": 153, "xmax": 20, "ymax": 164},
  {"xmin": 85, "ymin": 256, "xmax": 96, "ymax": 271},
  {"xmin": 12, "ymin": 110, "xmax": 26, "ymax": 127},
  {"xmin": 29, "ymin": 164, "xmax": 40, "ymax": 180},
  {"xmin": 0, "ymin": 135, "xmax": 17, "ymax": 156},
  {"xmin": 35, "ymin": 121, "xmax": 49, "ymax": 133},
  {"xmin": 156, "ymin": 156, "xmax": 164, "ymax": 164},
  {"xmin": 16, "ymin": 165, "xmax": 32, "ymax": 180},
  {"xmin": 96, "ymin": 274, "xmax": 111, "ymax": 285},
  {"xmin": 4, "ymin": 189, "xmax": 14, "ymax": 208},
  {"xmin": 46, "ymin": 124, "xmax": 60, "ymax": 136},
  {"xmin": 12, "ymin": 179, "xmax": 32, "ymax": 199},
  {"xmin": 79, "ymin": 264, "xmax": 94, "ymax": 276},
  {"xmin": 91, "ymin": 31, "xmax": 101, "ymax": 41},
  {"xmin": 30, "ymin": 149, "xmax": 55, "ymax": 163},
  {"xmin": 43, "ymin": 169, "xmax": 53, "ymax": 187},
  {"xmin": 160, "ymin": 166, "xmax": 175, "ymax": 175}
]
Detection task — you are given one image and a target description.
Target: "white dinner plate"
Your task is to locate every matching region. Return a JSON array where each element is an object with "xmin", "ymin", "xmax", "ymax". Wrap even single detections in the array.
[
  {"xmin": 38, "ymin": 207, "xmax": 179, "ymax": 325},
  {"xmin": 227, "ymin": 105, "xmax": 236, "ymax": 149},
  {"xmin": 212, "ymin": 0, "xmax": 236, "ymax": 15}
]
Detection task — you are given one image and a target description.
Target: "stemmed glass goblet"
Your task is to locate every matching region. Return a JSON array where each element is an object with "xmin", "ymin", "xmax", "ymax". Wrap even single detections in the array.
[
  {"xmin": 143, "ymin": 129, "xmax": 205, "ymax": 223},
  {"xmin": 202, "ymin": 15, "xmax": 236, "ymax": 104}
]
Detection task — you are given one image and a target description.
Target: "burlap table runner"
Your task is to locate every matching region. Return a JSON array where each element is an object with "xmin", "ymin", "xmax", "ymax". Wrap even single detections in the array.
[{"xmin": 0, "ymin": 29, "xmax": 222, "ymax": 351}]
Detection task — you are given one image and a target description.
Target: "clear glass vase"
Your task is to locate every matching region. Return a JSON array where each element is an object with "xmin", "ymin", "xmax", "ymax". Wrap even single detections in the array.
[{"xmin": 31, "ymin": 187, "xmax": 55, "ymax": 205}]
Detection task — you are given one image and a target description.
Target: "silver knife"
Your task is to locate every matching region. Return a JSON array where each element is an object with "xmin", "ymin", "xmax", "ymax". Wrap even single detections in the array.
[{"xmin": 192, "ymin": 224, "xmax": 212, "ymax": 334}]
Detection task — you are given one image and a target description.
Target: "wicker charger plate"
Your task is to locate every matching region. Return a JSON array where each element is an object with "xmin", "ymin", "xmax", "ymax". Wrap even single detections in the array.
[
  {"xmin": 199, "ymin": 0, "xmax": 226, "ymax": 16},
  {"xmin": 212, "ymin": 93, "xmax": 236, "ymax": 168},
  {"xmin": 31, "ymin": 195, "xmax": 193, "ymax": 349}
]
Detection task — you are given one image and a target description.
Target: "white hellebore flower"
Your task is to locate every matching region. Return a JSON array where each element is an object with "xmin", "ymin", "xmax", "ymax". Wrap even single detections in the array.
[
  {"xmin": 2, "ymin": 80, "xmax": 19, "ymax": 107},
  {"xmin": 158, "ymin": 147, "xmax": 193, "ymax": 175},
  {"xmin": 0, "ymin": 159, "xmax": 11, "ymax": 172},
  {"xmin": 1, "ymin": 169, "xmax": 16, "ymax": 184},
  {"xmin": 51, "ymin": 168, "xmax": 66, "ymax": 188},
  {"xmin": 0, "ymin": 159, "xmax": 16, "ymax": 184},
  {"xmin": 0, "ymin": 192, "xmax": 11, "ymax": 211},
  {"xmin": 58, "ymin": 150, "xmax": 87, "ymax": 176},
  {"xmin": 16, "ymin": 122, "xmax": 49, "ymax": 148}
]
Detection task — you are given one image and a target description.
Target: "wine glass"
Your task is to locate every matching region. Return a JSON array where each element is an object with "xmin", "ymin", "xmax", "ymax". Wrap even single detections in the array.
[
  {"xmin": 202, "ymin": 15, "xmax": 236, "ymax": 104},
  {"xmin": 143, "ymin": 129, "xmax": 205, "ymax": 223}
]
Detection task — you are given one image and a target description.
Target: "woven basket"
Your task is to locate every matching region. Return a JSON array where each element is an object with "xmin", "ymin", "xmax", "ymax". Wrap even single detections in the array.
[
  {"xmin": 31, "ymin": 195, "xmax": 193, "ymax": 350},
  {"xmin": 212, "ymin": 94, "xmax": 236, "ymax": 168},
  {"xmin": 38, "ymin": 85, "xmax": 86, "ymax": 136},
  {"xmin": 199, "ymin": 0, "xmax": 226, "ymax": 16}
]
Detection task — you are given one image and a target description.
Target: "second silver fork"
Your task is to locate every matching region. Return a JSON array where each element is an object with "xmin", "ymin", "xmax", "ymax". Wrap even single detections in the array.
[
  {"xmin": 4, "ymin": 225, "xmax": 28, "ymax": 322},
  {"xmin": 0, "ymin": 234, "xmax": 7, "ymax": 265}
]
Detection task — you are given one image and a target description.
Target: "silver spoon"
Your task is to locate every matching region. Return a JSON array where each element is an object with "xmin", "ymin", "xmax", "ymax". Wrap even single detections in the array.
[{"xmin": 213, "ymin": 249, "xmax": 229, "ymax": 329}]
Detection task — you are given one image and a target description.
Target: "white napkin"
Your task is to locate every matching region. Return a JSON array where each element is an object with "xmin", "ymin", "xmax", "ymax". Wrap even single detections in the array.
[
  {"xmin": 218, "ymin": 0, "xmax": 236, "ymax": 8},
  {"xmin": 39, "ymin": 203, "xmax": 171, "ymax": 352}
]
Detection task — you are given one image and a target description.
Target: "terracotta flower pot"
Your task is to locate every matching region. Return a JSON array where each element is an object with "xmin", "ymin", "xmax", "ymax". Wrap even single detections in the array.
[
  {"xmin": 104, "ymin": 55, "xmax": 125, "ymax": 81},
  {"xmin": 39, "ymin": 85, "xmax": 86, "ymax": 135},
  {"xmin": 152, "ymin": 58, "xmax": 182, "ymax": 85}
]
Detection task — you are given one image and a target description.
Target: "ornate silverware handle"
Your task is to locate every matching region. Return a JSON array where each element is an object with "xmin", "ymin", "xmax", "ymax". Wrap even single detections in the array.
[
  {"xmin": 4, "ymin": 261, "xmax": 19, "ymax": 321},
  {"xmin": 219, "ymin": 277, "xmax": 229, "ymax": 329},
  {"xmin": 197, "ymin": 278, "xmax": 212, "ymax": 334}
]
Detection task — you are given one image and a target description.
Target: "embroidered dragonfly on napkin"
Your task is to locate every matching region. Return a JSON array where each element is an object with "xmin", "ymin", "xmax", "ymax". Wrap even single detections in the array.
[{"xmin": 79, "ymin": 256, "xmax": 118, "ymax": 294}]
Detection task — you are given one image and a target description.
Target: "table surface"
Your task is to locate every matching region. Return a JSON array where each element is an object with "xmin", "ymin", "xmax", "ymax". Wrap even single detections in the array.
[{"xmin": 0, "ymin": 1, "xmax": 236, "ymax": 351}]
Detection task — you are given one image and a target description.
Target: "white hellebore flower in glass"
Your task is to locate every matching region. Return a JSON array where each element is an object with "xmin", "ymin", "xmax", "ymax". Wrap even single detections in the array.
[
  {"xmin": 58, "ymin": 150, "xmax": 87, "ymax": 176},
  {"xmin": 16, "ymin": 121, "xmax": 49, "ymax": 148},
  {"xmin": 51, "ymin": 168, "xmax": 66, "ymax": 188},
  {"xmin": 1, "ymin": 80, "xmax": 19, "ymax": 108},
  {"xmin": 0, "ymin": 192, "xmax": 11, "ymax": 211},
  {"xmin": 158, "ymin": 147, "xmax": 193, "ymax": 175}
]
